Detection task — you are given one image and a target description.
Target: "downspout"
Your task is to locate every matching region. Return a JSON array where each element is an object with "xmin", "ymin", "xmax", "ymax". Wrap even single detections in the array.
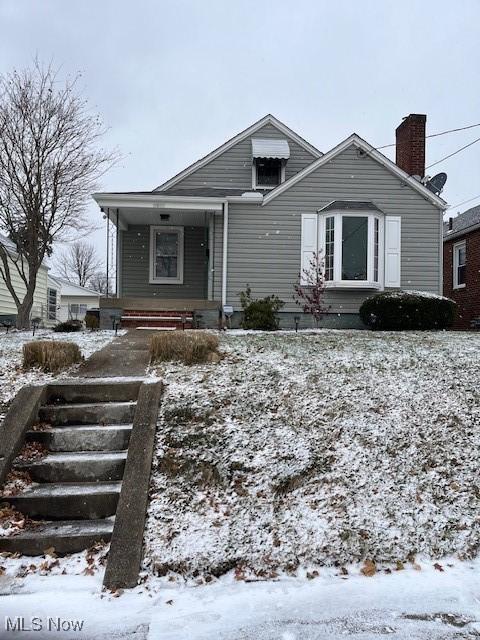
[{"xmin": 222, "ymin": 200, "xmax": 229, "ymax": 308}]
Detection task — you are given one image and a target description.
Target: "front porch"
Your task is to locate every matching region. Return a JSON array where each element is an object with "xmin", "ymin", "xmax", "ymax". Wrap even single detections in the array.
[{"xmin": 92, "ymin": 191, "xmax": 230, "ymax": 309}]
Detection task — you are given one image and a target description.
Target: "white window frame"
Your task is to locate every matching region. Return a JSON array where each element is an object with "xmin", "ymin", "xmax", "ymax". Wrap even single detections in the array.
[
  {"xmin": 47, "ymin": 287, "xmax": 57, "ymax": 321},
  {"xmin": 453, "ymin": 240, "xmax": 466, "ymax": 289},
  {"xmin": 149, "ymin": 225, "xmax": 184, "ymax": 285},
  {"xmin": 318, "ymin": 211, "xmax": 384, "ymax": 289},
  {"xmin": 252, "ymin": 159, "xmax": 286, "ymax": 190}
]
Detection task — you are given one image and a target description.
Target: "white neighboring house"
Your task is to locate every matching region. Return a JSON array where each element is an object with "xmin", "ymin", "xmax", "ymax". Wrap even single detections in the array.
[
  {"xmin": 0, "ymin": 233, "xmax": 51, "ymax": 324},
  {"xmin": 47, "ymin": 275, "xmax": 100, "ymax": 323}
]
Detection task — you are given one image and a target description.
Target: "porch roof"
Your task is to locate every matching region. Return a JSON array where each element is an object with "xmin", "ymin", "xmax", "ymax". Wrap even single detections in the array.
[{"xmin": 92, "ymin": 190, "xmax": 263, "ymax": 228}]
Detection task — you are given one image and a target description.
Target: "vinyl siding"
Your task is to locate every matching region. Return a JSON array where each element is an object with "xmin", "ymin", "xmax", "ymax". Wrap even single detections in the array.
[
  {"xmin": 164, "ymin": 123, "xmax": 317, "ymax": 191},
  {"xmin": 58, "ymin": 295, "xmax": 100, "ymax": 323},
  {"xmin": 219, "ymin": 144, "xmax": 442, "ymax": 313},
  {"xmin": 121, "ymin": 225, "xmax": 208, "ymax": 299},
  {"xmin": 0, "ymin": 260, "xmax": 48, "ymax": 319}
]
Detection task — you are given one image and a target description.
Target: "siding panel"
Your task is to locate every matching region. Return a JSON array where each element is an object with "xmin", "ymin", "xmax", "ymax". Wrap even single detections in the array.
[
  {"xmin": 218, "ymin": 145, "xmax": 442, "ymax": 313},
  {"xmin": 165, "ymin": 123, "xmax": 317, "ymax": 191},
  {"xmin": 121, "ymin": 225, "xmax": 208, "ymax": 299},
  {"xmin": 0, "ymin": 260, "xmax": 48, "ymax": 320}
]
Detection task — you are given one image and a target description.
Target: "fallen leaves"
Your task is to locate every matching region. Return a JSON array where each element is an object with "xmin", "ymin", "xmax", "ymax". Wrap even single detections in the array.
[
  {"xmin": 361, "ymin": 560, "xmax": 376, "ymax": 577},
  {"xmin": 14, "ymin": 441, "xmax": 48, "ymax": 463}
]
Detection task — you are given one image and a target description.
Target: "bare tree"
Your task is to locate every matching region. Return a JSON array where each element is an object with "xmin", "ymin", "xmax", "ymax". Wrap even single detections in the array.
[
  {"xmin": 293, "ymin": 251, "xmax": 328, "ymax": 328},
  {"xmin": 87, "ymin": 271, "xmax": 109, "ymax": 295},
  {"xmin": 55, "ymin": 241, "xmax": 103, "ymax": 288},
  {"xmin": 0, "ymin": 61, "xmax": 116, "ymax": 328}
]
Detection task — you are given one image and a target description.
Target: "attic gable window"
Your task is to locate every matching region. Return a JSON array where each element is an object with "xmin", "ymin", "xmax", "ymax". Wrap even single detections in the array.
[
  {"xmin": 255, "ymin": 158, "xmax": 282, "ymax": 188},
  {"xmin": 251, "ymin": 138, "xmax": 289, "ymax": 190}
]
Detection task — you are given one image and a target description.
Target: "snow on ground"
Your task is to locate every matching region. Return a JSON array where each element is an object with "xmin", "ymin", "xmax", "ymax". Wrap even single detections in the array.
[
  {"xmin": 0, "ymin": 557, "xmax": 479, "ymax": 639},
  {"xmin": 0, "ymin": 329, "xmax": 123, "ymax": 420},
  {"xmin": 144, "ymin": 330, "xmax": 480, "ymax": 578}
]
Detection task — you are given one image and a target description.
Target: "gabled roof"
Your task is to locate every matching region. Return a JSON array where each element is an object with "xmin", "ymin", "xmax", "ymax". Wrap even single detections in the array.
[
  {"xmin": 155, "ymin": 114, "xmax": 322, "ymax": 192},
  {"xmin": 50, "ymin": 276, "xmax": 100, "ymax": 297},
  {"xmin": 262, "ymin": 133, "xmax": 448, "ymax": 210},
  {"xmin": 318, "ymin": 200, "xmax": 384, "ymax": 213},
  {"xmin": 443, "ymin": 204, "xmax": 480, "ymax": 240}
]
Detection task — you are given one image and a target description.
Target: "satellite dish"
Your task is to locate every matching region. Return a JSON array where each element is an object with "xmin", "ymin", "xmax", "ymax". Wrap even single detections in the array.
[{"xmin": 425, "ymin": 172, "xmax": 447, "ymax": 195}]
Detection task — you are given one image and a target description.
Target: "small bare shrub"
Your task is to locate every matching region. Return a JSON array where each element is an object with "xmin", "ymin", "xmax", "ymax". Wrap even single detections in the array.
[
  {"xmin": 23, "ymin": 340, "xmax": 82, "ymax": 372},
  {"xmin": 150, "ymin": 331, "xmax": 219, "ymax": 365}
]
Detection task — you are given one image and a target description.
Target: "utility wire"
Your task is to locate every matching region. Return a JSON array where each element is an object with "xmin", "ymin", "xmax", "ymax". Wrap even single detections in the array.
[
  {"xmin": 376, "ymin": 122, "xmax": 480, "ymax": 150},
  {"xmin": 449, "ymin": 193, "xmax": 480, "ymax": 209},
  {"xmin": 425, "ymin": 136, "xmax": 480, "ymax": 170}
]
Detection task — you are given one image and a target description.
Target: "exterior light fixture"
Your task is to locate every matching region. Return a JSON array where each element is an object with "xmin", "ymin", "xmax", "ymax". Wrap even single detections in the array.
[{"xmin": 294, "ymin": 315, "xmax": 300, "ymax": 333}]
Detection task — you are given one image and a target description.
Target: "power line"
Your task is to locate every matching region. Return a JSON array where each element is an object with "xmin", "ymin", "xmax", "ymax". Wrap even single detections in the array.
[
  {"xmin": 375, "ymin": 122, "xmax": 480, "ymax": 150},
  {"xmin": 425, "ymin": 136, "xmax": 480, "ymax": 170},
  {"xmin": 449, "ymin": 193, "xmax": 480, "ymax": 209}
]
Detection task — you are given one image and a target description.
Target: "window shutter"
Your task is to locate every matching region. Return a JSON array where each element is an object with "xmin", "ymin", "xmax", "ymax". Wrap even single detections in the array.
[
  {"xmin": 384, "ymin": 216, "xmax": 401, "ymax": 287},
  {"xmin": 300, "ymin": 214, "xmax": 318, "ymax": 285}
]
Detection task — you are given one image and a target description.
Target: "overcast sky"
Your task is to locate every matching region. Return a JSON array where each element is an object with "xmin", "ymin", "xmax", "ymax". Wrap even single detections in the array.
[{"xmin": 1, "ymin": 0, "xmax": 479, "ymax": 262}]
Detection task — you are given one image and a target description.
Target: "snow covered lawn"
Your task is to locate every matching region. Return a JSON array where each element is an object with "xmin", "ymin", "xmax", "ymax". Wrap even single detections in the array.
[
  {"xmin": 145, "ymin": 330, "xmax": 480, "ymax": 578},
  {"xmin": 0, "ymin": 329, "xmax": 122, "ymax": 420}
]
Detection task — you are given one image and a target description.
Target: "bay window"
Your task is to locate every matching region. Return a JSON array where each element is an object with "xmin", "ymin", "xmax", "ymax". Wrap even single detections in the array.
[
  {"xmin": 150, "ymin": 226, "xmax": 184, "ymax": 285},
  {"xmin": 319, "ymin": 211, "xmax": 384, "ymax": 287}
]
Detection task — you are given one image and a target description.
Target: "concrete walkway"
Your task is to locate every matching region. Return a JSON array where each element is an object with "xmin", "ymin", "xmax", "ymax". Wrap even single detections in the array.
[{"xmin": 75, "ymin": 330, "xmax": 153, "ymax": 378}]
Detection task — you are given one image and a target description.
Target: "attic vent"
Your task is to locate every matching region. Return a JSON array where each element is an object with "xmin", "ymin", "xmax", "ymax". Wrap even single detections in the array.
[{"xmin": 251, "ymin": 138, "xmax": 290, "ymax": 159}]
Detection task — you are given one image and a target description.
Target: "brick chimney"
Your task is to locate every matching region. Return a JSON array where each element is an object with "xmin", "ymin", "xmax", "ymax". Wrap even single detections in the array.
[{"xmin": 395, "ymin": 114, "xmax": 426, "ymax": 178}]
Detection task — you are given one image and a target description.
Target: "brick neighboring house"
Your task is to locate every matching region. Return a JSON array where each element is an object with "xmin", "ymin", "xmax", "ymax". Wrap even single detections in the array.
[{"xmin": 443, "ymin": 205, "xmax": 480, "ymax": 330}]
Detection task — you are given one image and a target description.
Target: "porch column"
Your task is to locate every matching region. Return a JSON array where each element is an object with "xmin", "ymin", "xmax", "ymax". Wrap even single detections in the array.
[
  {"xmin": 207, "ymin": 212, "xmax": 214, "ymax": 301},
  {"xmin": 221, "ymin": 201, "xmax": 228, "ymax": 307}
]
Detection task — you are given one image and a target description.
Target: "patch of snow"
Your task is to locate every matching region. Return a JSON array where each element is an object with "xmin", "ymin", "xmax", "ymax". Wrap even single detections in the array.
[
  {"xmin": 0, "ymin": 558, "xmax": 479, "ymax": 638},
  {"xmin": 0, "ymin": 329, "xmax": 124, "ymax": 421},
  {"xmin": 145, "ymin": 331, "xmax": 480, "ymax": 577}
]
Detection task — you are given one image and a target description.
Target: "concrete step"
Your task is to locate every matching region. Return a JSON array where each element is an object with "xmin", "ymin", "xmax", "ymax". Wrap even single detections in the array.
[
  {"xmin": 6, "ymin": 482, "xmax": 121, "ymax": 520},
  {"xmin": 27, "ymin": 425, "xmax": 132, "ymax": 452},
  {"xmin": 0, "ymin": 519, "xmax": 114, "ymax": 556},
  {"xmin": 15, "ymin": 451, "xmax": 128, "ymax": 483},
  {"xmin": 39, "ymin": 401, "xmax": 136, "ymax": 426},
  {"xmin": 46, "ymin": 380, "xmax": 142, "ymax": 405}
]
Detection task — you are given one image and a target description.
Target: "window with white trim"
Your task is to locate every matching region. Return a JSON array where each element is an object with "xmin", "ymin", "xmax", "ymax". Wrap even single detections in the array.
[
  {"xmin": 150, "ymin": 226, "xmax": 184, "ymax": 285},
  {"xmin": 319, "ymin": 212, "xmax": 384, "ymax": 287},
  {"xmin": 69, "ymin": 303, "xmax": 88, "ymax": 318},
  {"xmin": 47, "ymin": 288, "xmax": 57, "ymax": 321},
  {"xmin": 453, "ymin": 241, "xmax": 466, "ymax": 288}
]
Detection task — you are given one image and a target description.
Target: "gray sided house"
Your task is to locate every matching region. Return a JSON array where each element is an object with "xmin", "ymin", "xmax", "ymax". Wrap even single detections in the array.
[{"xmin": 93, "ymin": 114, "xmax": 447, "ymax": 330}]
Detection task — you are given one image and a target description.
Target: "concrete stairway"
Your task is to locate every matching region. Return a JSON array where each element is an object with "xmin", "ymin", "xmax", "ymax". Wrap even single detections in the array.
[{"xmin": 0, "ymin": 380, "xmax": 141, "ymax": 556}]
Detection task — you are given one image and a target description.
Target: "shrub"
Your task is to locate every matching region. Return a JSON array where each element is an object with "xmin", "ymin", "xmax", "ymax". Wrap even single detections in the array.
[
  {"xmin": 23, "ymin": 340, "xmax": 82, "ymax": 372},
  {"xmin": 150, "ymin": 331, "xmax": 220, "ymax": 365},
  {"xmin": 359, "ymin": 291, "xmax": 456, "ymax": 331},
  {"xmin": 53, "ymin": 319, "xmax": 83, "ymax": 333},
  {"xmin": 239, "ymin": 285, "xmax": 284, "ymax": 331},
  {"xmin": 85, "ymin": 314, "xmax": 99, "ymax": 331}
]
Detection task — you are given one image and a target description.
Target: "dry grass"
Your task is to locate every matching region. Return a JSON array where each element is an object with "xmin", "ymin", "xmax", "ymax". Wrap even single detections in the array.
[
  {"xmin": 23, "ymin": 340, "xmax": 82, "ymax": 373},
  {"xmin": 150, "ymin": 331, "xmax": 219, "ymax": 365}
]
